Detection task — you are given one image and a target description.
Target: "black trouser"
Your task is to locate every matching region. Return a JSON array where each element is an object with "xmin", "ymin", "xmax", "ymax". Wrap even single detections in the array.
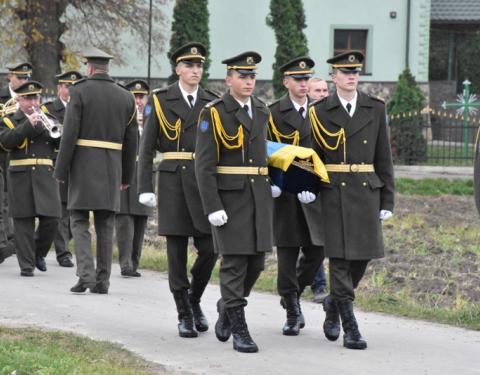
[
  {"xmin": 166, "ymin": 235, "xmax": 217, "ymax": 303},
  {"xmin": 13, "ymin": 216, "xmax": 58, "ymax": 272},
  {"xmin": 70, "ymin": 210, "xmax": 115, "ymax": 288},
  {"xmin": 329, "ymin": 258, "xmax": 370, "ymax": 302},
  {"xmin": 0, "ymin": 170, "xmax": 8, "ymax": 251},
  {"xmin": 53, "ymin": 202, "xmax": 72, "ymax": 261},
  {"xmin": 115, "ymin": 214, "xmax": 148, "ymax": 273},
  {"xmin": 277, "ymin": 245, "xmax": 324, "ymax": 296},
  {"xmin": 219, "ymin": 253, "xmax": 265, "ymax": 309}
]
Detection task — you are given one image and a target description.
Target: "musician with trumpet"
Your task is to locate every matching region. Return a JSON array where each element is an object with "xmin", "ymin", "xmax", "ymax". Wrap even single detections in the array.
[{"xmin": 0, "ymin": 81, "xmax": 61, "ymax": 276}]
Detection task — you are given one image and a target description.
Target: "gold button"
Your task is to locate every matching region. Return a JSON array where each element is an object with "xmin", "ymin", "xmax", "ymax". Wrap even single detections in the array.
[
  {"xmin": 32, "ymin": 166, "xmax": 36, "ymax": 170},
  {"xmin": 249, "ymin": 159, "xmax": 253, "ymax": 163},
  {"xmin": 363, "ymin": 182, "xmax": 367, "ymax": 187},
  {"xmin": 363, "ymin": 140, "xmax": 368, "ymax": 144},
  {"xmin": 32, "ymin": 154, "xmax": 35, "ymax": 157},
  {"xmin": 265, "ymin": 178, "xmax": 269, "ymax": 182},
  {"xmin": 182, "ymin": 166, "xmax": 186, "ymax": 170},
  {"xmin": 341, "ymin": 182, "xmax": 346, "ymax": 187},
  {"xmin": 181, "ymin": 148, "xmax": 185, "ymax": 151},
  {"xmin": 250, "ymin": 178, "xmax": 254, "ymax": 183},
  {"xmin": 30, "ymin": 140, "xmax": 34, "ymax": 144}
]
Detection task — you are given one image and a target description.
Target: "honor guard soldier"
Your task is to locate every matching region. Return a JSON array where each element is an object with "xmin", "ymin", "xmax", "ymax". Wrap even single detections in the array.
[
  {"xmin": 115, "ymin": 79, "xmax": 153, "ymax": 277},
  {"xmin": 54, "ymin": 47, "xmax": 138, "ymax": 294},
  {"xmin": 0, "ymin": 81, "xmax": 61, "ymax": 276},
  {"xmin": 0, "ymin": 62, "xmax": 32, "ymax": 104},
  {"xmin": 42, "ymin": 71, "xmax": 83, "ymax": 268},
  {"xmin": 195, "ymin": 51, "xmax": 274, "ymax": 353},
  {"xmin": 268, "ymin": 57, "xmax": 324, "ymax": 336},
  {"xmin": 138, "ymin": 42, "xmax": 218, "ymax": 338},
  {"xmin": 308, "ymin": 51, "xmax": 394, "ymax": 349}
]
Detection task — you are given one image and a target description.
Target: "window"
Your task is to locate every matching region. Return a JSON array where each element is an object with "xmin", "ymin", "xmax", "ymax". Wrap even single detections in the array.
[{"xmin": 334, "ymin": 29, "xmax": 368, "ymax": 73}]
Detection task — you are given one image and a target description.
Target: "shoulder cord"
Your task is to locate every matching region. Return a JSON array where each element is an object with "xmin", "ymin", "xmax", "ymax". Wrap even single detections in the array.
[{"xmin": 268, "ymin": 113, "xmax": 299, "ymax": 145}]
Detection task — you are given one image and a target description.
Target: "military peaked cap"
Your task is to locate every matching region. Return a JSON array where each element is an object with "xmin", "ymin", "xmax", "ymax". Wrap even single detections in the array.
[
  {"xmin": 280, "ymin": 56, "xmax": 315, "ymax": 78},
  {"xmin": 171, "ymin": 42, "xmax": 206, "ymax": 64},
  {"xmin": 222, "ymin": 51, "xmax": 261, "ymax": 75},
  {"xmin": 55, "ymin": 70, "xmax": 82, "ymax": 84},
  {"xmin": 6, "ymin": 62, "xmax": 32, "ymax": 78},
  {"xmin": 81, "ymin": 47, "xmax": 113, "ymax": 64},
  {"xmin": 14, "ymin": 80, "xmax": 43, "ymax": 96},
  {"xmin": 125, "ymin": 79, "xmax": 150, "ymax": 94},
  {"xmin": 327, "ymin": 50, "xmax": 364, "ymax": 72}
]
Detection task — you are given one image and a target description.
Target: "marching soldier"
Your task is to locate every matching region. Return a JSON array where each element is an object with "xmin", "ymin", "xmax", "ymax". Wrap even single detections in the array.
[
  {"xmin": 54, "ymin": 47, "xmax": 138, "ymax": 294},
  {"xmin": 268, "ymin": 57, "xmax": 324, "ymax": 336},
  {"xmin": 309, "ymin": 51, "xmax": 394, "ymax": 349},
  {"xmin": 138, "ymin": 42, "xmax": 218, "ymax": 338},
  {"xmin": 195, "ymin": 51, "xmax": 274, "ymax": 353},
  {"xmin": 0, "ymin": 81, "xmax": 61, "ymax": 276},
  {"xmin": 0, "ymin": 62, "xmax": 32, "ymax": 104},
  {"xmin": 115, "ymin": 79, "xmax": 153, "ymax": 277},
  {"xmin": 41, "ymin": 71, "xmax": 83, "ymax": 268}
]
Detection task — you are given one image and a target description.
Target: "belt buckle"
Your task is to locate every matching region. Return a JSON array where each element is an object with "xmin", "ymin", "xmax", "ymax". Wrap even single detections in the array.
[
  {"xmin": 192, "ymin": 152, "xmax": 195, "ymax": 160},
  {"xmin": 350, "ymin": 164, "xmax": 359, "ymax": 172},
  {"xmin": 258, "ymin": 167, "xmax": 268, "ymax": 175}
]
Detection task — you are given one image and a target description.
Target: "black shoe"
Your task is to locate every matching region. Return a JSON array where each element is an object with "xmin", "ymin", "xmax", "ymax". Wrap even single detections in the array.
[
  {"xmin": 121, "ymin": 270, "xmax": 142, "ymax": 277},
  {"xmin": 215, "ymin": 299, "xmax": 231, "ymax": 342},
  {"xmin": 298, "ymin": 300, "xmax": 305, "ymax": 329},
  {"xmin": 191, "ymin": 302, "xmax": 209, "ymax": 332},
  {"xmin": 281, "ymin": 294, "xmax": 300, "ymax": 336},
  {"xmin": 322, "ymin": 295, "xmax": 341, "ymax": 341},
  {"xmin": 131, "ymin": 271, "xmax": 141, "ymax": 277},
  {"xmin": 58, "ymin": 257, "xmax": 74, "ymax": 267},
  {"xmin": 35, "ymin": 257, "xmax": 47, "ymax": 272},
  {"xmin": 337, "ymin": 301, "xmax": 367, "ymax": 350},
  {"xmin": 20, "ymin": 270, "xmax": 34, "ymax": 277},
  {"xmin": 173, "ymin": 291, "xmax": 198, "ymax": 338},
  {"xmin": 70, "ymin": 281, "xmax": 94, "ymax": 293},
  {"xmin": 90, "ymin": 284, "xmax": 109, "ymax": 294},
  {"xmin": 226, "ymin": 306, "xmax": 258, "ymax": 353}
]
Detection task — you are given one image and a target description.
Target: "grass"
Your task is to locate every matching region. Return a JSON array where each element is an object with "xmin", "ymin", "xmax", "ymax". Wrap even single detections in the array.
[
  {"xmin": 0, "ymin": 327, "xmax": 164, "ymax": 375},
  {"xmin": 395, "ymin": 177, "xmax": 474, "ymax": 196}
]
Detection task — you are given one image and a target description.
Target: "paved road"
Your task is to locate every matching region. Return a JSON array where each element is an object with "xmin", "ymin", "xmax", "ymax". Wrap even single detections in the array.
[
  {"xmin": 394, "ymin": 165, "xmax": 473, "ymax": 180},
  {"xmin": 1, "ymin": 255, "xmax": 479, "ymax": 375}
]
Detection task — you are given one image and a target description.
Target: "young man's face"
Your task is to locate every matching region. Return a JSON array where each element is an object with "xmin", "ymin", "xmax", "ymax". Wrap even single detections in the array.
[
  {"xmin": 17, "ymin": 95, "xmax": 40, "ymax": 115},
  {"xmin": 134, "ymin": 93, "xmax": 147, "ymax": 110},
  {"xmin": 9, "ymin": 75, "xmax": 28, "ymax": 90},
  {"xmin": 57, "ymin": 83, "xmax": 70, "ymax": 102},
  {"xmin": 176, "ymin": 61, "xmax": 203, "ymax": 87},
  {"xmin": 283, "ymin": 77, "xmax": 308, "ymax": 99},
  {"xmin": 308, "ymin": 80, "xmax": 329, "ymax": 101},
  {"xmin": 225, "ymin": 71, "xmax": 256, "ymax": 99},
  {"xmin": 331, "ymin": 70, "xmax": 359, "ymax": 93}
]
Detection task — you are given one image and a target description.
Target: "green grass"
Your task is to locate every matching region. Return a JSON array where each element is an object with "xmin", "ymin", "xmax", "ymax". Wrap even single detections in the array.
[
  {"xmin": 0, "ymin": 327, "xmax": 164, "ymax": 375},
  {"xmin": 395, "ymin": 178, "xmax": 474, "ymax": 196}
]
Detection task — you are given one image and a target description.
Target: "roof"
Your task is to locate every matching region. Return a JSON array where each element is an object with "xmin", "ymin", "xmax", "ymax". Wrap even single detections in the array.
[{"xmin": 431, "ymin": 0, "xmax": 480, "ymax": 23}]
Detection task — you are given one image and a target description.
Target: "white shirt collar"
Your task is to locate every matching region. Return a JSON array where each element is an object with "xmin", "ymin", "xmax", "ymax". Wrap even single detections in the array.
[
  {"xmin": 178, "ymin": 82, "xmax": 198, "ymax": 108},
  {"xmin": 233, "ymin": 96, "xmax": 252, "ymax": 118},
  {"xmin": 338, "ymin": 91, "xmax": 358, "ymax": 117},
  {"xmin": 8, "ymin": 84, "xmax": 16, "ymax": 99},
  {"xmin": 290, "ymin": 96, "xmax": 308, "ymax": 118},
  {"xmin": 60, "ymin": 98, "xmax": 68, "ymax": 108}
]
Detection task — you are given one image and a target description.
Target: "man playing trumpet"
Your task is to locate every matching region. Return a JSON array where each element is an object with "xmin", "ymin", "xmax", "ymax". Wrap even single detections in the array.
[{"xmin": 0, "ymin": 81, "xmax": 61, "ymax": 276}]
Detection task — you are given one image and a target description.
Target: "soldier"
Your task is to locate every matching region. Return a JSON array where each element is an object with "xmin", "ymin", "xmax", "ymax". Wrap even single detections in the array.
[
  {"xmin": 195, "ymin": 51, "xmax": 274, "ymax": 353},
  {"xmin": 0, "ymin": 81, "xmax": 61, "ymax": 276},
  {"xmin": 0, "ymin": 62, "xmax": 32, "ymax": 104},
  {"xmin": 138, "ymin": 42, "xmax": 218, "ymax": 338},
  {"xmin": 54, "ymin": 47, "xmax": 138, "ymax": 294},
  {"xmin": 308, "ymin": 51, "xmax": 394, "ymax": 349},
  {"xmin": 116, "ymin": 79, "xmax": 153, "ymax": 277},
  {"xmin": 41, "ymin": 71, "xmax": 83, "ymax": 268},
  {"xmin": 307, "ymin": 77, "xmax": 329, "ymax": 102},
  {"xmin": 268, "ymin": 57, "xmax": 324, "ymax": 336}
]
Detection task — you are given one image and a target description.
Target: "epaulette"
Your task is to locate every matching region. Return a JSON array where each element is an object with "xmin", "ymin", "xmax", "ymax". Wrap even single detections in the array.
[
  {"xmin": 73, "ymin": 77, "xmax": 87, "ymax": 86},
  {"xmin": 204, "ymin": 88, "xmax": 221, "ymax": 98},
  {"xmin": 152, "ymin": 87, "xmax": 168, "ymax": 94},
  {"xmin": 369, "ymin": 94, "xmax": 385, "ymax": 103},
  {"xmin": 308, "ymin": 97, "xmax": 327, "ymax": 108},
  {"xmin": 205, "ymin": 97, "xmax": 222, "ymax": 109}
]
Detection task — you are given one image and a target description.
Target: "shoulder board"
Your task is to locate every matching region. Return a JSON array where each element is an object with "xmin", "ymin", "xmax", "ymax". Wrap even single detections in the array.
[
  {"xmin": 268, "ymin": 97, "xmax": 281, "ymax": 108},
  {"xmin": 152, "ymin": 87, "xmax": 168, "ymax": 94},
  {"xmin": 205, "ymin": 97, "xmax": 222, "ymax": 109},
  {"xmin": 369, "ymin": 94, "xmax": 385, "ymax": 103},
  {"xmin": 116, "ymin": 82, "xmax": 128, "ymax": 90},
  {"xmin": 73, "ymin": 77, "xmax": 87, "ymax": 86},
  {"xmin": 204, "ymin": 88, "xmax": 221, "ymax": 98},
  {"xmin": 308, "ymin": 97, "xmax": 327, "ymax": 108}
]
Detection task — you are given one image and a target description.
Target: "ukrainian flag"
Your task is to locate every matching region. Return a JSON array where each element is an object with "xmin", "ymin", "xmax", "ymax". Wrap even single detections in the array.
[{"xmin": 267, "ymin": 141, "xmax": 329, "ymax": 194}]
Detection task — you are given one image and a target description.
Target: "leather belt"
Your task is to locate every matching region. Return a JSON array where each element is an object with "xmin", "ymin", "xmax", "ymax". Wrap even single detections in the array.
[
  {"xmin": 216, "ymin": 166, "xmax": 269, "ymax": 175},
  {"xmin": 325, "ymin": 164, "xmax": 374, "ymax": 173},
  {"xmin": 10, "ymin": 158, "xmax": 53, "ymax": 167},
  {"xmin": 163, "ymin": 152, "xmax": 194, "ymax": 160},
  {"xmin": 76, "ymin": 139, "xmax": 122, "ymax": 150}
]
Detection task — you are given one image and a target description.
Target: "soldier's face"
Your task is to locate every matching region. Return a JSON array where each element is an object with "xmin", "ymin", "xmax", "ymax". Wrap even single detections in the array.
[
  {"xmin": 134, "ymin": 93, "xmax": 147, "ymax": 110},
  {"xmin": 308, "ymin": 80, "xmax": 329, "ymax": 101},
  {"xmin": 17, "ymin": 95, "xmax": 40, "ymax": 114},
  {"xmin": 176, "ymin": 62, "xmax": 203, "ymax": 87},
  {"xmin": 283, "ymin": 77, "xmax": 308, "ymax": 99},
  {"xmin": 332, "ymin": 70, "xmax": 359, "ymax": 92},
  {"xmin": 226, "ymin": 71, "xmax": 256, "ymax": 100},
  {"xmin": 9, "ymin": 75, "xmax": 28, "ymax": 90},
  {"xmin": 57, "ymin": 83, "xmax": 70, "ymax": 102}
]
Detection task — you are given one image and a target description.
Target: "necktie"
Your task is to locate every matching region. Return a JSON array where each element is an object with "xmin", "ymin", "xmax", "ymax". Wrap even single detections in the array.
[
  {"xmin": 298, "ymin": 107, "xmax": 305, "ymax": 119},
  {"xmin": 243, "ymin": 104, "xmax": 251, "ymax": 118},
  {"xmin": 187, "ymin": 95, "xmax": 194, "ymax": 108},
  {"xmin": 346, "ymin": 103, "xmax": 352, "ymax": 114}
]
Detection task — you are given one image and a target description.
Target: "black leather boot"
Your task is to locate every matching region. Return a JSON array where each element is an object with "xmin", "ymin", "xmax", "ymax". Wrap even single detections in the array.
[
  {"xmin": 215, "ymin": 299, "xmax": 231, "ymax": 342},
  {"xmin": 173, "ymin": 291, "xmax": 198, "ymax": 338},
  {"xmin": 189, "ymin": 293, "xmax": 209, "ymax": 332},
  {"xmin": 298, "ymin": 299, "xmax": 305, "ymax": 329},
  {"xmin": 226, "ymin": 306, "xmax": 258, "ymax": 353},
  {"xmin": 281, "ymin": 293, "xmax": 300, "ymax": 336},
  {"xmin": 337, "ymin": 301, "xmax": 367, "ymax": 349},
  {"xmin": 322, "ymin": 295, "xmax": 341, "ymax": 341},
  {"xmin": 35, "ymin": 256, "xmax": 47, "ymax": 272}
]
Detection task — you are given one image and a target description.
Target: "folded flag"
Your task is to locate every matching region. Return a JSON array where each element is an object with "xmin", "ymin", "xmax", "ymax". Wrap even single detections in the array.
[{"xmin": 267, "ymin": 141, "xmax": 329, "ymax": 195}]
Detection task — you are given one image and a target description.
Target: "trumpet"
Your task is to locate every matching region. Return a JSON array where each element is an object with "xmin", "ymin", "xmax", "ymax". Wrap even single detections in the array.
[
  {"xmin": 32, "ymin": 106, "xmax": 62, "ymax": 138},
  {"xmin": 0, "ymin": 97, "xmax": 17, "ymax": 117}
]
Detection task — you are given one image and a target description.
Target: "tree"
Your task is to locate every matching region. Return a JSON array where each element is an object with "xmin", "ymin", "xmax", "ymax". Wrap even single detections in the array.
[
  {"xmin": 388, "ymin": 69, "xmax": 427, "ymax": 165},
  {"xmin": 167, "ymin": 0, "xmax": 210, "ymax": 86},
  {"xmin": 0, "ymin": 0, "xmax": 167, "ymax": 94},
  {"xmin": 266, "ymin": 0, "xmax": 309, "ymax": 98}
]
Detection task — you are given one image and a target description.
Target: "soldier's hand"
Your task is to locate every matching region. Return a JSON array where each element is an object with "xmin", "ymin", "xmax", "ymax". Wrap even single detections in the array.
[
  {"xmin": 139, "ymin": 192, "xmax": 157, "ymax": 207},
  {"xmin": 120, "ymin": 184, "xmax": 130, "ymax": 190},
  {"xmin": 208, "ymin": 210, "xmax": 228, "ymax": 227},
  {"xmin": 297, "ymin": 191, "xmax": 316, "ymax": 204},
  {"xmin": 271, "ymin": 185, "xmax": 282, "ymax": 198},
  {"xmin": 26, "ymin": 112, "xmax": 41, "ymax": 127},
  {"xmin": 379, "ymin": 210, "xmax": 393, "ymax": 220}
]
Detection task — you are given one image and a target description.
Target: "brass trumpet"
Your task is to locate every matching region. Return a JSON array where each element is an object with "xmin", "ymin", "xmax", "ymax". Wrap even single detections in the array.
[
  {"xmin": 0, "ymin": 97, "xmax": 17, "ymax": 117},
  {"xmin": 32, "ymin": 106, "xmax": 62, "ymax": 138}
]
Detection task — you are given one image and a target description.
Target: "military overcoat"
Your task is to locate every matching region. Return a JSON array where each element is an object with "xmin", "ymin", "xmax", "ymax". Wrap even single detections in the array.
[
  {"xmin": 54, "ymin": 73, "xmax": 138, "ymax": 212},
  {"xmin": 138, "ymin": 82, "xmax": 217, "ymax": 235},
  {"xmin": 195, "ymin": 92, "xmax": 273, "ymax": 255},
  {"xmin": 309, "ymin": 91, "xmax": 394, "ymax": 260},
  {"xmin": 0, "ymin": 110, "xmax": 61, "ymax": 218},
  {"xmin": 268, "ymin": 94, "xmax": 324, "ymax": 247}
]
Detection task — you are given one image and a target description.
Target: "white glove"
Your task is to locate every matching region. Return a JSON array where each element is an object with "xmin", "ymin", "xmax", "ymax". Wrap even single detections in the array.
[
  {"xmin": 297, "ymin": 191, "xmax": 316, "ymax": 204},
  {"xmin": 208, "ymin": 210, "xmax": 228, "ymax": 227},
  {"xmin": 139, "ymin": 192, "xmax": 157, "ymax": 207},
  {"xmin": 271, "ymin": 185, "xmax": 282, "ymax": 198},
  {"xmin": 379, "ymin": 210, "xmax": 393, "ymax": 221}
]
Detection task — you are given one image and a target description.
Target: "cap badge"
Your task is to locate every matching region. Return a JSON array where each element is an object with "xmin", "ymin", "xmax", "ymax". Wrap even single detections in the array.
[
  {"xmin": 70, "ymin": 74, "xmax": 76, "ymax": 80},
  {"xmin": 22, "ymin": 66, "xmax": 28, "ymax": 71},
  {"xmin": 135, "ymin": 83, "xmax": 142, "ymax": 89},
  {"xmin": 299, "ymin": 61, "xmax": 306, "ymax": 69},
  {"xmin": 191, "ymin": 47, "xmax": 198, "ymax": 55},
  {"xmin": 28, "ymin": 84, "xmax": 35, "ymax": 91},
  {"xmin": 348, "ymin": 54, "xmax": 356, "ymax": 63},
  {"xmin": 246, "ymin": 56, "xmax": 254, "ymax": 65}
]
